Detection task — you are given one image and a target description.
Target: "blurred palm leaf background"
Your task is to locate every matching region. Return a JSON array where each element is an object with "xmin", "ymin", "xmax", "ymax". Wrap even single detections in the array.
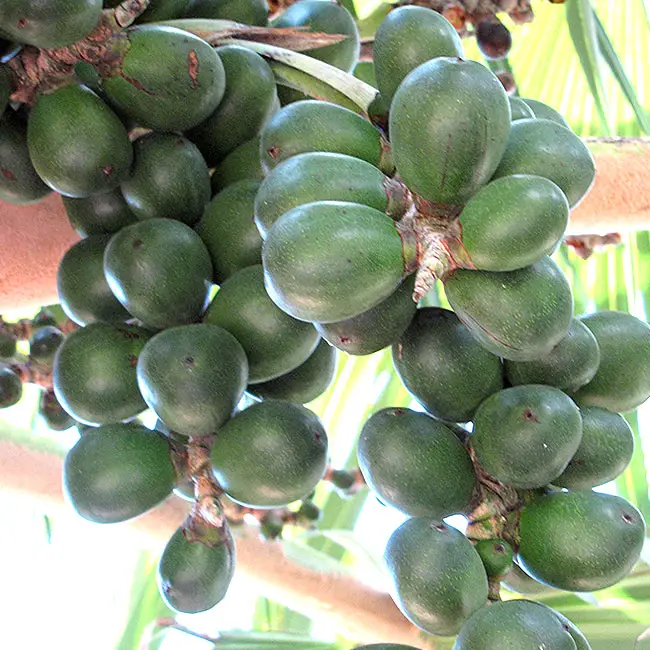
[{"xmin": 1, "ymin": 0, "xmax": 649, "ymax": 648}]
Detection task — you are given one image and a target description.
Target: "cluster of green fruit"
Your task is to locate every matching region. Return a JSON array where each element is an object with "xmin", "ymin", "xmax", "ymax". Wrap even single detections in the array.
[{"xmin": 1, "ymin": 0, "xmax": 649, "ymax": 646}]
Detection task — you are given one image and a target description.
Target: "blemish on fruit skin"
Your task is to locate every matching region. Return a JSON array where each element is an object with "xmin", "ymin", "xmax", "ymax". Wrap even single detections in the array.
[
  {"xmin": 1, "ymin": 168, "xmax": 16, "ymax": 181},
  {"xmin": 102, "ymin": 165, "xmax": 113, "ymax": 176},
  {"xmin": 622, "ymin": 512, "xmax": 635, "ymax": 524},
  {"xmin": 132, "ymin": 238, "xmax": 143, "ymax": 249},
  {"xmin": 339, "ymin": 336, "xmax": 351, "ymax": 344},
  {"xmin": 16, "ymin": 18, "xmax": 27, "ymax": 28},
  {"xmin": 267, "ymin": 146, "xmax": 279, "ymax": 160},
  {"xmin": 120, "ymin": 72, "xmax": 156, "ymax": 95},
  {"xmin": 128, "ymin": 354, "xmax": 138, "ymax": 367},
  {"xmin": 187, "ymin": 50, "xmax": 200, "ymax": 89},
  {"xmin": 522, "ymin": 408, "xmax": 539, "ymax": 422}
]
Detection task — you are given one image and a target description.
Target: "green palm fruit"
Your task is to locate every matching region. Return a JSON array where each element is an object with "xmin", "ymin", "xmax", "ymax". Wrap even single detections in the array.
[
  {"xmin": 509, "ymin": 96, "xmax": 535, "ymax": 121},
  {"xmin": 553, "ymin": 407, "xmax": 634, "ymax": 489},
  {"xmin": 273, "ymin": 0, "xmax": 359, "ymax": 72},
  {"xmin": 210, "ymin": 136, "xmax": 265, "ymax": 193},
  {"xmin": 471, "ymin": 384, "xmax": 582, "ymax": 489},
  {"xmin": 247, "ymin": 338, "xmax": 337, "ymax": 404},
  {"xmin": 27, "ymin": 84, "xmax": 132, "ymax": 197},
  {"xmin": 53, "ymin": 322, "xmax": 150, "ymax": 424},
  {"xmin": 204, "ymin": 265, "xmax": 319, "ymax": 383},
  {"xmin": 29, "ymin": 325, "xmax": 64, "ymax": 368},
  {"xmin": 0, "ymin": 110, "xmax": 51, "ymax": 204},
  {"xmin": 474, "ymin": 539, "xmax": 514, "ymax": 579},
  {"xmin": 352, "ymin": 61, "xmax": 377, "ymax": 88},
  {"xmin": 552, "ymin": 611, "xmax": 592, "ymax": 650},
  {"xmin": 456, "ymin": 174, "xmax": 569, "ymax": 271},
  {"xmin": 453, "ymin": 600, "xmax": 578, "ymax": 649},
  {"xmin": 0, "ymin": 364, "xmax": 22, "ymax": 408},
  {"xmin": 0, "ymin": 330, "xmax": 17, "ymax": 359},
  {"xmin": 0, "ymin": 0, "xmax": 102, "ymax": 48},
  {"xmin": 491, "ymin": 118, "xmax": 595, "ymax": 207},
  {"xmin": 101, "ymin": 25, "xmax": 225, "ymax": 131},
  {"xmin": 384, "ymin": 518, "xmax": 488, "ymax": 636},
  {"xmin": 358, "ymin": 407, "xmax": 476, "ymax": 518},
  {"xmin": 316, "ymin": 275, "xmax": 417, "ymax": 356},
  {"xmin": 103, "ymin": 218, "xmax": 213, "ymax": 330},
  {"xmin": 137, "ymin": 323, "xmax": 248, "ymax": 436},
  {"xmin": 254, "ymin": 152, "xmax": 410, "ymax": 239},
  {"xmin": 521, "ymin": 98, "xmax": 571, "ymax": 128},
  {"xmin": 373, "ymin": 6, "xmax": 463, "ymax": 106},
  {"xmin": 39, "ymin": 388, "xmax": 76, "ymax": 431},
  {"xmin": 501, "ymin": 562, "xmax": 558, "ymax": 596},
  {"xmin": 195, "ymin": 180, "xmax": 263, "ymax": 284},
  {"xmin": 158, "ymin": 520, "xmax": 236, "ymax": 613},
  {"xmin": 136, "ymin": 0, "xmax": 190, "ymax": 22},
  {"xmin": 63, "ymin": 422, "xmax": 176, "ymax": 523},
  {"xmin": 260, "ymin": 100, "xmax": 388, "ymax": 173},
  {"xmin": 263, "ymin": 201, "xmax": 416, "ymax": 323},
  {"xmin": 57, "ymin": 235, "xmax": 131, "ymax": 325},
  {"xmin": 518, "ymin": 490, "xmax": 646, "ymax": 591},
  {"xmin": 392, "ymin": 307, "xmax": 503, "ymax": 423},
  {"xmin": 504, "ymin": 318, "xmax": 600, "ymax": 393},
  {"xmin": 62, "ymin": 189, "xmax": 137, "ymax": 237},
  {"xmin": 185, "ymin": 0, "xmax": 269, "ymax": 25},
  {"xmin": 120, "ymin": 132, "xmax": 210, "ymax": 227},
  {"xmin": 187, "ymin": 45, "xmax": 276, "ymax": 165},
  {"xmin": 444, "ymin": 256, "xmax": 574, "ymax": 361},
  {"xmin": 390, "ymin": 58, "xmax": 510, "ymax": 205},
  {"xmin": 211, "ymin": 400, "xmax": 328, "ymax": 507},
  {"xmin": 572, "ymin": 310, "xmax": 650, "ymax": 412}
]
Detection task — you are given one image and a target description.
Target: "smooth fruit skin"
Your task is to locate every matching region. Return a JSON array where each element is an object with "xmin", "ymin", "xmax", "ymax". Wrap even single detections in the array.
[
  {"xmin": 263, "ymin": 201, "xmax": 413, "ymax": 323},
  {"xmin": 247, "ymin": 338, "xmax": 337, "ymax": 404},
  {"xmin": 260, "ymin": 100, "xmax": 384, "ymax": 172},
  {"xmin": 254, "ymin": 152, "xmax": 396, "ymax": 239},
  {"xmin": 504, "ymin": 318, "xmax": 600, "ymax": 394},
  {"xmin": 392, "ymin": 307, "xmax": 503, "ymax": 423},
  {"xmin": 389, "ymin": 58, "xmax": 510, "ymax": 205},
  {"xmin": 158, "ymin": 522, "xmax": 236, "ymax": 613},
  {"xmin": 137, "ymin": 323, "xmax": 248, "ymax": 436},
  {"xmin": 204, "ymin": 265, "xmax": 319, "ymax": 383},
  {"xmin": 0, "ymin": 365, "xmax": 22, "ymax": 408},
  {"xmin": 316, "ymin": 275, "xmax": 417, "ymax": 356},
  {"xmin": 195, "ymin": 180, "xmax": 263, "ymax": 284},
  {"xmin": 185, "ymin": 0, "xmax": 269, "ymax": 26},
  {"xmin": 62, "ymin": 189, "xmax": 137, "ymax": 237},
  {"xmin": 273, "ymin": 1, "xmax": 360, "ymax": 72},
  {"xmin": 471, "ymin": 384, "xmax": 583, "ymax": 489},
  {"xmin": 63, "ymin": 422, "xmax": 176, "ymax": 523},
  {"xmin": 453, "ymin": 600, "xmax": 577, "ymax": 650},
  {"xmin": 27, "ymin": 84, "xmax": 133, "ymax": 197},
  {"xmin": 491, "ymin": 118, "xmax": 595, "ymax": 208},
  {"xmin": 0, "ymin": 0, "xmax": 102, "ymax": 48},
  {"xmin": 53, "ymin": 322, "xmax": 150, "ymax": 425},
  {"xmin": 0, "ymin": 111, "xmax": 51, "ymax": 204},
  {"xmin": 373, "ymin": 6, "xmax": 463, "ymax": 106},
  {"xmin": 358, "ymin": 407, "xmax": 476, "ymax": 519},
  {"xmin": 187, "ymin": 45, "xmax": 277, "ymax": 165},
  {"xmin": 517, "ymin": 490, "xmax": 646, "ymax": 591},
  {"xmin": 443, "ymin": 256, "xmax": 574, "ymax": 361},
  {"xmin": 553, "ymin": 407, "xmax": 635, "ymax": 489},
  {"xmin": 210, "ymin": 136, "xmax": 265, "ymax": 193},
  {"xmin": 103, "ymin": 218, "xmax": 213, "ymax": 330},
  {"xmin": 572, "ymin": 310, "xmax": 650, "ymax": 413},
  {"xmin": 457, "ymin": 174, "xmax": 569, "ymax": 272},
  {"xmin": 120, "ymin": 132, "xmax": 210, "ymax": 227},
  {"xmin": 211, "ymin": 400, "xmax": 328, "ymax": 508},
  {"xmin": 474, "ymin": 539, "xmax": 514, "ymax": 579},
  {"xmin": 521, "ymin": 98, "xmax": 571, "ymax": 128},
  {"xmin": 384, "ymin": 518, "xmax": 488, "ymax": 636},
  {"xmin": 57, "ymin": 235, "xmax": 131, "ymax": 325},
  {"xmin": 509, "ymin": 96, "xmax": 535, "ymax": 121},
  {"xmin": 101, "ymin": 25, "xmax": 225, "ymax": 131}
]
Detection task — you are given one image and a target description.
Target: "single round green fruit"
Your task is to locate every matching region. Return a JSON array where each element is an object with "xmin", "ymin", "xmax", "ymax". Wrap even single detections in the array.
[
  {"xmin": 384, "ymin": 518, "xmax": 488, "ymax": 636},
  {"xmin": 453, "ymin": 600, "xmax": 578, "ymax": 649},
  {"xmin": 263, "ymin": 201, "xmax": 415, "ymax": 323},
  {"xmin": 158, "ymin": 521, "xmax": 236, "ymax": 613},
  {"xmin": 29, "ymin": 325, "xmax": 64, "ymax": 368},
  {"xmin": 471, "ymin": 384, "xmax": 583, "ymax": 489},
  {"xmin": 137, "ymin": 323, "xmax": 248, "ymax": 436},
  {"xmin": 27, "ymin": 84, "xmax": 133, "ymax": 197},
  {"xmin": 474, "ymin": 539, "xmax": 514, "ymax": 579},
  {"xmin": 62, "ymin": 189, "xmax": 138, "ymax": 237},
  {"xmin": 103, "ymin": 218, "xmax": 213, "ymax": 330},
  {"xmin": 443, "ymin": 256, "xmax": 574, "ymax": 361},
  {"xmin": 392, "ymin": 307, "xmax": 504, "ymax": 422},
  {"xmin": 211, "ymin": 400, "xmax": 328, "ymax": 507},
  {"xmin": 553, "ymin": 407, "xmax": 634, "ymax": 489},
  {"xmin": 390, "ymin": 57, "xmax": 510, "ymax": 205},
  {"xmin": 358, "ymin": 407, "xmax": 476, "ymax": 518},
  {"xmin": 53, "ymin": 322, "xmax": 150, "ymax": 424},
  {"xmin": 210, "ymin": 136, "xmax": 265, "ymax": 193},
  {"xmin": 572, "ymin": 310, "xmax": 650, "ymax": 412},
  {"xmin": 0, "ymin": 365, "xmax": 22, "ymax": 408},
  {"xmin": 518, "ymin": 490, "xmax": 646, "ymax": 591},
  {"xmin": 521, "ymin": 98, "xmax": 571, "ymax": 128},
  {"xmin": 39, "ymin": 388, "xmax": 76, "ymax": 431},
  {"xmin": 504, "ymin": 318, "xmax": 600, "ymax": 393},
  {"xmin": 63, "ymin": 422, "xmax": 176, "ymax": 523}
]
